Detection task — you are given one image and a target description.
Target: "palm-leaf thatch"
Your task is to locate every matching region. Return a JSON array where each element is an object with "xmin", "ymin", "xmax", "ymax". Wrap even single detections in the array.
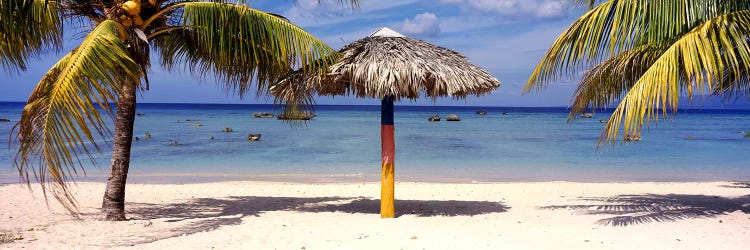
[{"xmin": 273, "ymin": 28, "xmax": 500, "ymax": 106}]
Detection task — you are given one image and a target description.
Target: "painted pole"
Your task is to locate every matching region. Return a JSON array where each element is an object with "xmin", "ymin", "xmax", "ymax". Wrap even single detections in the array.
[{"xmin": 380, "ymin": 96, "xmax": 395, "ymax": 218}]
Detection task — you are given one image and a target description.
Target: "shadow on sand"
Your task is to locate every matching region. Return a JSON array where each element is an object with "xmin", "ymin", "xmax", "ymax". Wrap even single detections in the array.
[
  {"xmin": 126, "ymin": 196, "xmax": 508, "ymax": 242},
  {"xmin": 542, "ymin": 194, "xmax": 750, "ymax": 226}
]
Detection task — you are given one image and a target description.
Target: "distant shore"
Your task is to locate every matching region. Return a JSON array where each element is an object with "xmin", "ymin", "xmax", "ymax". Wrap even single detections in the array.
[{"xmin": 1, "ymin": 181, "xmax": 748, "ymax": 249}]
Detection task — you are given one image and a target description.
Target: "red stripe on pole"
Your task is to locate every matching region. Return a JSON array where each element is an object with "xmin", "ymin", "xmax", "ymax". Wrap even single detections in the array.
[{"xmin": 381, "ymin": 125, "xmax": 395, "ymax": 164}]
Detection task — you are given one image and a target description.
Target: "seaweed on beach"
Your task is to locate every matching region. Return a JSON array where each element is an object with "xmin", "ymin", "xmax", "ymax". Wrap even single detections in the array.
[
  {"xmin": 542, "ymin": 194, "xmax": 750, "ymax": 226},
  {"xmin": 0, "ymin": 231, "xmax": 23, "ymax": 244},
  {"xmin": 721, "ymin": 182, "xmax": 750, "ymax": 188}
]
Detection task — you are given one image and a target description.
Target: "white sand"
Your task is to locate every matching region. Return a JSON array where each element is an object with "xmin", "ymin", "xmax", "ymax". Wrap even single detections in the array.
[{"xmin": 1, "ymin": 181, "xmax": 748, "ymax": 249}]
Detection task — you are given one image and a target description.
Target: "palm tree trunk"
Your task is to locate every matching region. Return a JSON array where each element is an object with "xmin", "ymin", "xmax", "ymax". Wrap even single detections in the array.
[{"xmin": 101, "ymin": 81, "xmax": 137, "ymax": 221}]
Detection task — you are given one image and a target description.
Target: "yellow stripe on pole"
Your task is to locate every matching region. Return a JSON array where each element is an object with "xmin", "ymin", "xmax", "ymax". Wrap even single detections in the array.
[{"xmin": 381, "ymin": 161, "xmax": 395, "ymax": 218}]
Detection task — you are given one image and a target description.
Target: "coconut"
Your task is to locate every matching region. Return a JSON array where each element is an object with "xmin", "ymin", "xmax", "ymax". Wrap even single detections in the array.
[
  {"xmin": 121, "ymin": 18, "xmax": 132, "ymax": 27},
  {"xmin": 132, "ymin": 15, "xmax": 143, "ymax": 26},
  {"xmin": 121, "ymin": 1, "xmax": 141, "ymax": 15}
]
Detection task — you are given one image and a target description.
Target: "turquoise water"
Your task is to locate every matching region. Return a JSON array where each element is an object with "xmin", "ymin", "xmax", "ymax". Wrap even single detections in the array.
[{"xmin": 1, "ymin": 102, "xmax": 748, "ymax": 183}]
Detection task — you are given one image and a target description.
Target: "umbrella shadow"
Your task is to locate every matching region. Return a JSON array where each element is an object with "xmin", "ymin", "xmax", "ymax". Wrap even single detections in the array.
[
  {"xmin": 542, "ymin": 194, "xmax": 750, "ymax": 226},
  {"xmin": 297, "ymin": 198, "xmax": 510, "ymax": 217},
  {"xmin": 124, "ymin": 196, "xmax": 509, "ymax": 244}
]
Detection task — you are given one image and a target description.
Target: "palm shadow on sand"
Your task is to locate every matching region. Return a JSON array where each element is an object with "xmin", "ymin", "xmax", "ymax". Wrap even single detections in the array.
[
  {"xmin": 125, "ymin": 196, "xmax": 508, "ymax": 243},
  {"xmin": 542, "ymin": 194, "xmax": 750, "ymax": 226}
]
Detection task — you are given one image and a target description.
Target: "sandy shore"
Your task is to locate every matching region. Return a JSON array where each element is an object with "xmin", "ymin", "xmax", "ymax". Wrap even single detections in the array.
[{"xmin": 1, "ymin": 181, "xmax": 748, "ymax": 249}]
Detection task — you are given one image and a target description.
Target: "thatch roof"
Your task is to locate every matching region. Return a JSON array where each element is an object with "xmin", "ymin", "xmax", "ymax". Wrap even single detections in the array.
[{"xmin": 272, "ymin": 27, "xmax": 500, "ymax": 104}]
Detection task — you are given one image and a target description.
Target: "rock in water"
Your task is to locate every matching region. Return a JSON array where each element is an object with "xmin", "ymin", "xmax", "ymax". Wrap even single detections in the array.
[
  {"xmin": 247, "ymin": 133, "xmax": 262, "ymax": 141},
  {"xmin": 446, "ymin": 114, "xmax": 460, "ymax": 121},
  {"xmin": 222, "ymin": 127, "xmax": 233, "ymax": 132},
  {"xmin": 428, "ymin": 115, "xmax": 440, "ymax": 122},
  {"xmin": 476, "ymin": 110, "xmax": 487, "ymax": 115},
  {"xmin": 277, "ymin": 111, "xmax": 315, "ymax": 120},
  {"xmin": 0, "ymin": 118, "xmax": 11, "ymax": 122},
  {"xmin": 624, "ymin": 134, "xmax": 642, "ymax": 141},
  {"xmin": 252, "ymin": 112, "xmax": 274, "ymax": 118},
  {"xmin": 599, "ymin": 119, "xmax": 607, "ymax": 123},
  {"xmin": 581, "ymin": 113, "xmax": 594, "ymax": 118},
  {"xmin": 191, "ymin": 122, "xmax": 202, "ymax": 127}
]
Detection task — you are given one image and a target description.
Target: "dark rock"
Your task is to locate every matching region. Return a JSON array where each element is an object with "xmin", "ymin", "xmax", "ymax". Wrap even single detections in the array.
[
  {"xmin": 169, "ymin": 141, "xmax": 181, "ymax": 146},
  {"xmin": 0, "ymin": 118, "xmax": 11, "ymax": 122},
  {"xmin": 136, "ymin": 113, "xmax": 144, "ymax": 116},
  {"xmin": 134, "ymin": 137, "xmax": 140, "ymax": 141},
  {"xmin": 209, "ymin": 136, "xmax": 215, "ymax": 140},
  {"xmin": 253, "ymin": 112, "xmax": 274, "ymax": 118},
  {"xmin": 476, "ymin": 110, "xmax": 487, "ymax": 115},
  {"xmin": 277, "ymin": 111, "xmax": 315, "ymax": 120},
  {"xmin": 222, "ymin": 127, "xmax": 233, "ymax": 132},
  {"xmin": 581, "ymin": 113, "xmax": 594, "ymax": 118},
  {"xmin": 501, "ymin": 112, "xmax": 508, "ymax": 115},
  {"xmin": 624, "ymin": 134, "xmax": 641, "ymax": 141},
  {"xmin": 446, "ymin": 114, "xmax": 460, "ymax": 121},
  {"xmin": 428, "ymin": 115, "xmax": 440, "ymax": 122},
  {"xmin": 247, "ymin": 133, "xmax": 262, "ymax": 141}
]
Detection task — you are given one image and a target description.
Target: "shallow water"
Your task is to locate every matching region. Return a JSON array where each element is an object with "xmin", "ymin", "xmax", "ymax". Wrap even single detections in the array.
[{"xmin": 1, "ymin": 102, "xmax": 748, "ymax": 183}]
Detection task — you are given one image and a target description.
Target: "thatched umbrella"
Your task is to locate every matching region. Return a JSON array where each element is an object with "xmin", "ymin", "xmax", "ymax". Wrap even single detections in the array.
[{"xmin": 273, "ymin": 27, "xmax": 500, "ymax": 218}]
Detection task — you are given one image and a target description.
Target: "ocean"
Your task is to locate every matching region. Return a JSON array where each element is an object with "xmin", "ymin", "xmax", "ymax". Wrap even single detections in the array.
[{"xmin": 1, "ymin": 102, "xmax": 749, "ymax": 183}]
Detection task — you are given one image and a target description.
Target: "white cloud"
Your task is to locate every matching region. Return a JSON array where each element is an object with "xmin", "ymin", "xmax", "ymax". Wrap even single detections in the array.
[
  {"xmin": 282, "ymin": 0, "xmax": 421, "ymax": 28},
  {"xmin": 440, "ymin": 0, "xmax": 570, "ymax": 19},
  {"xmin": 402, "ymin": 12, "xmax": 441, "ymax": 37}
]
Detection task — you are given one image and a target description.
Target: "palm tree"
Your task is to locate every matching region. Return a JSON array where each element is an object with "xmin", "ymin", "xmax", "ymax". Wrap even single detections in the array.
[
  {"xmin": 2, "ymin": 0, "xmax": 357, "ymax": 221},
  {"xmin": 525, "ymin": 0, "xmax": 750, "ymax": 144}
]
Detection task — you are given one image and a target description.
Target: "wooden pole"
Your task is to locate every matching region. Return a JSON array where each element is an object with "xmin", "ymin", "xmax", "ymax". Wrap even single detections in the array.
[{"xmin": 380, "ymin": 96, "xmax": 395, "ymax": 218}]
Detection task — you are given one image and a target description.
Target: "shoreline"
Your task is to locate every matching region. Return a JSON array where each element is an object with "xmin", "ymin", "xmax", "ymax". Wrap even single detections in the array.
[{"xmin": 2, "ymin": 171, "xmax": 750, "ymax": 185}]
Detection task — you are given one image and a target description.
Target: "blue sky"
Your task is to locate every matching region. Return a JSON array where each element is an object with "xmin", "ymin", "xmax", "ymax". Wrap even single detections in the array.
[{"xmin": 0, "ymin": 1, "xmax": 654, "ymax": 106}]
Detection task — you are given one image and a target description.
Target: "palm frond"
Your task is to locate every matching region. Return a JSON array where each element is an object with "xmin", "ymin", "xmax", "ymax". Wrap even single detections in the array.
[
  {"xmin": 270, "ymin": 52, "xmax": 341, "ymax": 116},
  {"xmin": 13, "ymin": 20, "xmax": 140, "ymax": 214},
  {"xmin": 568, "ymin": 43, "xmax": 669, "ymax": 119},
  {"xmin": 525, "ymin": 0, "xmax": 750, "ymax": 92},
  {"xmin": 572, "ymin": 0, "xmax": 598, "ymax": 9},
  {"xmin": 153, "ymin": 1, "xmax": 338, "ymax": 98},
  {"xmin": 0, "ymin": 0, "xmax": 63, "ymax": 72},
  {"xmin": 602, "ymin": 9, "xmax": 750, "ymax": 144}
]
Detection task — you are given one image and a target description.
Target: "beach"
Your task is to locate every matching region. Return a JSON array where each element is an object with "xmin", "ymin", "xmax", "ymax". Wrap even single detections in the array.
[{"xmin": 1, "ymin": 181, "xmax": 748, "ymax": 249}]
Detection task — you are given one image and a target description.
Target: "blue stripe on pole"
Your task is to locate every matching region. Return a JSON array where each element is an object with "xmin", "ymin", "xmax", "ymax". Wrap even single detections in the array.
[{"xmin": 381, "ymin": 96, "xmax": 394, "ymax": 125}]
